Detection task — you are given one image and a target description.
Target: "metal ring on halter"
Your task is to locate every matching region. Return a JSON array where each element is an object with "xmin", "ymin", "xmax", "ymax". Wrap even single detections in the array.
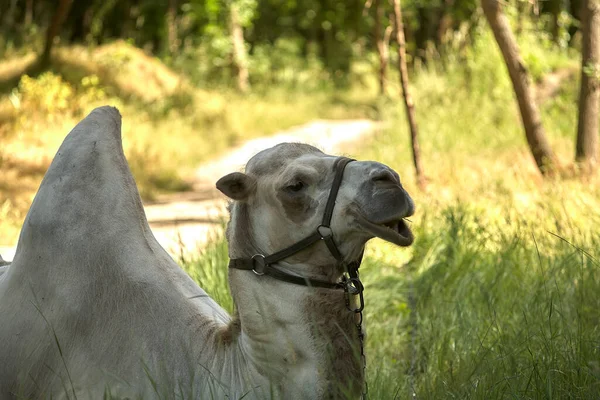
[
  {"xmin": 345, "ymin": 277, "xmax": 364, "ymax": 295},
  {"xmin": 251, "ymin": 254, "xmax": 267, "ymax": 275},
  {"xmin": 317, "ymin": 225, "xmax": 333, "ymax": 239},
  {"xmin": 344, "ymin": 277, "xmax": 365, "ymax": 313}
]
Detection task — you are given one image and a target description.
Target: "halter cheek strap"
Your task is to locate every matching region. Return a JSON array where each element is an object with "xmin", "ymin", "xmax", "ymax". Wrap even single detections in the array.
[
  {"xmin": 228, "ymin": 156, "xmax": 369, "ymax": 399},
  {"xmin": 228, "ymin": 157, "xmax": 363, "ymax": 294}
]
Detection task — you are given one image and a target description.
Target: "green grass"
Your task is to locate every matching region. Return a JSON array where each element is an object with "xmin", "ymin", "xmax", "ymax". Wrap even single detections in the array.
[
  {"xmin": 180, "ymin": 199, "xmax": 600, "ymax": 399},
  {"xmin": 362, "ymin": 205, "xmax": 600, "ymax": 399},
  {"xmin": 179, "ymin": 231, "xmax": 233, "ymax": 314},
  {"xmin": 174, "ymin": 30, "xmax": 599, "ymax": 399},
  {"xmin": 349, "ymin": 31, "xmax": 598, "ymax": 399},
  {"xmin": 2, "ymin": 20, "xmax": 599, "ymax": 398}
]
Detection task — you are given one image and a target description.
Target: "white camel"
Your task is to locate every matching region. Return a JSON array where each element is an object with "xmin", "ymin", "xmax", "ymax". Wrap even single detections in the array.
[
  {"xmin": 0, "ymin": 256, "xmax": 8, "ymax": 277},
  {"xmin": 0, "ymin": 106, "xmax": 414, "ymax": 399}
]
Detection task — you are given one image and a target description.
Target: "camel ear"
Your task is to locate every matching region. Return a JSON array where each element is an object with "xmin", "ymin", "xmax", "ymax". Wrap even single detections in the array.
[{"xmin": 216, "ymin": 172, "xmax": 256, "ymax": 200}]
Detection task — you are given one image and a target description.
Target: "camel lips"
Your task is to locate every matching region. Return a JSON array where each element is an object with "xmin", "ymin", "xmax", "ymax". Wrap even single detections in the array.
[
  {"xmin": 355, "ymin": 213, "xmax": 414, "ymax": 247},
  {"xmin": 385, "ymin": 219, "xmax": 413, "ymax": 241}
]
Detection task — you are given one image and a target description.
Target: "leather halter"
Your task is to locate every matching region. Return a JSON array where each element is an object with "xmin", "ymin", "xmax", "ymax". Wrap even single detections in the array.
[
  {"xmin": 228, "ymin": 157, "xmax": 363, "ymax": 291},
  {"xmin": 228, "ymin": 156, "xmax": 369, "ymax": 398}
]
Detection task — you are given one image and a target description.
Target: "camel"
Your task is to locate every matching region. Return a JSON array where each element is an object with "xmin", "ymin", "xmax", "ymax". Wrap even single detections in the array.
[
  {"xmin": 0, "ymin": 255, "xmax": 8, "ymax": 274},
  {"xmin": 0, "ymin": 106, "xmax": 414, "ymax": 399}
]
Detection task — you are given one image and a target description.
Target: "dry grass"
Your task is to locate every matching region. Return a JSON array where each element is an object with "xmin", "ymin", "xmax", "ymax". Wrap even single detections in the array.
[{"xmin": 0, "ymin": 41, "xmax": 370, "ymax": 246}]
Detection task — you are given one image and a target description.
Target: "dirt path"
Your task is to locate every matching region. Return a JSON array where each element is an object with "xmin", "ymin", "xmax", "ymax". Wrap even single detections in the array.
[
  {"xmin": 0, "ymin": 119, "xmax": 379, "ymax": 262},
  {"xmin": 535, "ymin": 66, "xmax": 578, "ymax": 105},
  {"xmin": 145, "ymin": 119, "xmax": 379, "ymax": 259},
  {"xmin": 0, "ymin": 65, "xmax": 579, "ymax": 262}
]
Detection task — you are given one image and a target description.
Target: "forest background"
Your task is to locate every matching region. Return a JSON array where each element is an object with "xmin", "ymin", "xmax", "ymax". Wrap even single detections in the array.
[{"xmin": 0, "ymin": 0, "xmax": 599, "ymax": 398}]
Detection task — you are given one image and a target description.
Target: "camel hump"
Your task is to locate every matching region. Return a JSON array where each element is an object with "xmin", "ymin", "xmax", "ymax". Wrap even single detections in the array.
[{"xmin": 10, "ymin": 106, "xmax": 154, "ymax": 273}]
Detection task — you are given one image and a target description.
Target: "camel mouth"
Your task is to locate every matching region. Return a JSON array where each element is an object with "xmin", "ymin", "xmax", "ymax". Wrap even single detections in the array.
[{"xmin": 355, "ymin": 215, "xmax": 414, "ymax": 247}]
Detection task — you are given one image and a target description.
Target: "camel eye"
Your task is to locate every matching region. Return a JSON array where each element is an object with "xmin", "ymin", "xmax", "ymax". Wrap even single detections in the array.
[{"xmin": 286, "ymin": 181, "xmax": 305, "ymax": 192}]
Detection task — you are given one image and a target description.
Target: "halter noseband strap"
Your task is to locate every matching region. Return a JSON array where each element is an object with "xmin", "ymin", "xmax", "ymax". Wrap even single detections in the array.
[
  {"xmin": 228, "ymin": 157, "xmax": 362, "ymax": 290},
  {"xmin": 228, "ymin": 157, "xmax": 368, "ymax": 397}
]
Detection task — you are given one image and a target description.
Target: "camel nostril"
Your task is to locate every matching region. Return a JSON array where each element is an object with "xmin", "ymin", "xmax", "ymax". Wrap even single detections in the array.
[{"xmin": 371, "ymin": 170, "xmax": 399, "ymax": 185}]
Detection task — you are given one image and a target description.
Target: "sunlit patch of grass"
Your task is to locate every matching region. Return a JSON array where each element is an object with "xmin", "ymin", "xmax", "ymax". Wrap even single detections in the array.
[
  {"xmin": 0, "ymin": 52, "xmax": 36, "ymax": 92},
  {"xmin": 179, "ymin": 231, "xmax": 233, "ymax": 315},
  {"xmin": 392, "ymin": 205, "xmax": 600, "ymax": 399},
  {"xmin": 1, "ymin": 15, "xmax": 595, "ymax": 398},
  {"xmin": 177, "ymin": 188, "xmax": 600, "ymax": 399},
  {"xmin": 54, "ymin": 41, "xmax": 192, "ymax": 104},
  {"xmin": 0, "ymin": 42, "xmax": 371, "ymax": 245}
]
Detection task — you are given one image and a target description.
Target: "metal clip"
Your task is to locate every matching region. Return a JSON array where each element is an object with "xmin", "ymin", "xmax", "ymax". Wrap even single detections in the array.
[
  {"xmin": 344, "ymin": 277, "xmax": 365, "ymax": 313},
  {"xmin": 317, "ymin": 225, "xmax": 333, "ymax": 239},
  {"xmin": 251, "ymin": 254, "xmax": 266, "ymax": 275}
]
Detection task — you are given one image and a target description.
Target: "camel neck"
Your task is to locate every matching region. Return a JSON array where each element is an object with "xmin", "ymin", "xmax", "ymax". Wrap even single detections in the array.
[
  {"xmin": 226, "ymin": 267, "xmax": 363, "ymax": 399},
  {"xmin": 222, "ymin": 202, "xmax": 364, "ymax": 397}
]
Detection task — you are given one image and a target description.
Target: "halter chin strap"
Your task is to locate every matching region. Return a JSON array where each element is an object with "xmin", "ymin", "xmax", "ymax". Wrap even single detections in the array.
[{"xmin": 228, "ymin": 157, "xmax": 364, "ymax": 294}]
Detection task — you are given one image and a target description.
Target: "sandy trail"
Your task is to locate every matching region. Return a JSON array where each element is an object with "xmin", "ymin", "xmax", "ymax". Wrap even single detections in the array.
[{"xmin": 1, "ymin": 119, "xmax": 379, "ymax": 262}]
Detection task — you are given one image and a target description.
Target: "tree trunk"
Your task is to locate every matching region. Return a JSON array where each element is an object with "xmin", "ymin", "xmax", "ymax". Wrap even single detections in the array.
[
  {"xmin": 40, "ymin": 0, "xmax": 74, "ymax": 67},
  {"xmin": 24, "ymin": 0, "xmax": 33, "ymax": 26},
  {"xmin": 576, "ymin": 0, "xmax": 600, "ymax": 172},
  {"xmin": 392, "ymin": 0, "xmax": 426, "ymax": 189},
  {"xmin": 435, "ymin": 0, "xmax": 455, "ymax": 54},
  {"xmin": 516, "ymin": 0, "xmax": 527, "ymax": 35},
  {"xmin": 481, "ymin": 0, "xmax": 558, "ymax": 175},
  {"xmin": 69, "ymin": 1, "xmax": 93, "ymax": 42},
  {"xmin": 374, "ymin": 0, "xmax": 389, "ymax": 95},
  {"xmin": 543, "ymin": 0, "xmax": 563, "ymax": 43},
  {"xmin": 167, "ymin": 0, "xmax": 178, "ymax": 55},
  {"xmin": 5, "ymin": 0, "xmax": 17, "ymax": 29},
  {"xmin": 414, "ymin": 6, "xmax": 432, "ymax": 64},
  {"xmin": 230, "ymin": 2, "xmax": 250, "ymax": 93}
]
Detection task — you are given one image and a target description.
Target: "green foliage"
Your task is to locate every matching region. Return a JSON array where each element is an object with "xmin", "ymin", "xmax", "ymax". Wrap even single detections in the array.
[
  {"xmin": 0, "ymin": 0, "xmax": 584, "ymax": 92},
  {"xmin": 518, "ymin": 24, "xmax": 578, "ymax": 82},
  {"xmin": 583, "ymin": 61, "xmax": 600, "ymax": 80},
  {"xmin": 178, "ymin": 191, "xmax": 600, "ymax": 399},
  {"xmin": 0, "ymin": 2, "xmax": 596, "ymax": 396},
  {"xmin": 10, "ymin": 72, "xmax": 106, "ymax": 122},
  {"xmin": 127, "ymin": 143, "xmax": 192, "ymax": 201},
  {"xmin": 350, "ymin": 26, "xmax": 594, "ymax": 397},
  {"xmin": 181, "ymin": 231, "xmax": 234, "ymax": 314},
  {"xmin": 171, "ymin": 32, "xmax": 594, "ymax": 394},
  {"xmin": 232, "ymin": 0, "xmax": 258, "ymax": 27},
  {"xmin": 15, "ymin": 73, "xmax": 74, "ymax": 114},
  {"xmin": 402, "ymin": 205, "xmax": 599, "ymax": 399},
  {"xmin": 249, "ymin": 38, "xmax": 329, "ymax": 90},
  {"xmin": 0, "ymin": 41, "xmax": 371, "ymax": 244}
]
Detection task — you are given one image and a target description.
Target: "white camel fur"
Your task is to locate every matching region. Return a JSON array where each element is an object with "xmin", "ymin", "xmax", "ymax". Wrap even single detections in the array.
[{"xmin": 0, "ymin": 106, "xmax": 414, "ymax": 399}]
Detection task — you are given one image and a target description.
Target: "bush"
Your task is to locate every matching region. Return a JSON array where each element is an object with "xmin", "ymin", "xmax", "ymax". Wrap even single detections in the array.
[{"xmin": 11, "ymin": 72, "xmax": 106, "ymax": 122}]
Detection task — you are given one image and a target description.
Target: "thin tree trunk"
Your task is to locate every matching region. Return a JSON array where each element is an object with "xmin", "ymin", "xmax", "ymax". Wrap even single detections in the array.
[
  {"xmin": 569, "ymin": 0, "xmax": 584, "ymax": 44},
  {"xmin": 374, "ymin": 0, "xmax": 389, "ymax": 95},
  {"xmin": 40, "ymin": 0, "xmax": 74, "ymax": 66},
  {"xmin": 24, "ymin": 0, "xmax": 33, "ymax": 26},
  {"xmin": 230, "ymin": 2, "xmax": 249, "ymax": 93},
  {"xmin": 516, "ymin": 0, "xmax": 528, "ymax": 35},
  {"xmin": 435, "ymin": 0, "xmax": 455, "ymax": 54},
  {"xmin": 576, "ymin": 0, "xmax": 600, "ymax": 172},
  {"xmin": 392, "ymin": 0, "xmax": 426, "ymax": 189},
  {"xmin": 481, "ymin": 0, "xmax": 558, "ymax": 175},
  {"xmin": 167, "ymin": 0, "xmax": 178, "ymax": 55},
  {"xmin": 5, "ymin": 0, "xmax": 17, "ymax": 29},
  {"xmin": 547, "ymin": 0, "xmax": 562, "ymax": 43}
]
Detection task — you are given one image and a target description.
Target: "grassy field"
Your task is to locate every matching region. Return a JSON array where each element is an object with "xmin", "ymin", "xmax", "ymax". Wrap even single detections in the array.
[
  {"xmin": 179, "ymin": 31, "xmax": 599, "ymax": 399},
  {"xmin": 0, "ymin": 41, "xmax": 372, "ymax": 245},
  {"xmin": 1, "ymin": 26, "xmax": 599, "ymax": 398},
  {"xmin": 348, "ymin": 31, "xmax": 599, "ymax": 398}
]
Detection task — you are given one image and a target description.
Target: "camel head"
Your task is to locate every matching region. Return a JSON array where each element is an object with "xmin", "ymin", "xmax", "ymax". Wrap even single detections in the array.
[{"xmin": 217, "ymin": 143, "xmax": 414, "ymax": 277}]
